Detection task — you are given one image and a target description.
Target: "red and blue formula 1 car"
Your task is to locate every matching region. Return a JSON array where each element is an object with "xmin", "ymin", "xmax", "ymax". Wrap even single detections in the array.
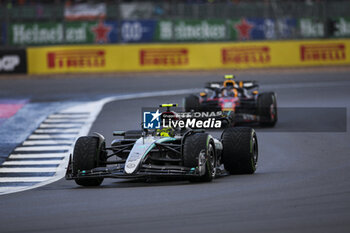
[{"xmin": 184, "ymin": 75, "xmax": 277, "ymax": 127}]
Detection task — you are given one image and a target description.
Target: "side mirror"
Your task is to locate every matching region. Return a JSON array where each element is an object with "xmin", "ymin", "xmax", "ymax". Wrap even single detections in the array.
[{"xmin": 113, "ymin": 131, "xmax": 126, "ymax": 136}]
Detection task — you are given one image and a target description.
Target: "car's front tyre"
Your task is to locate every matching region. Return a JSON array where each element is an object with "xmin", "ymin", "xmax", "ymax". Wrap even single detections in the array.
[
  {"xmin": 183, "ymin": 133, "xmax": 216, "ymax": 182},
  {"xmin": 73, "ymin": 136, "xmax": 105, "ymax": 186}
]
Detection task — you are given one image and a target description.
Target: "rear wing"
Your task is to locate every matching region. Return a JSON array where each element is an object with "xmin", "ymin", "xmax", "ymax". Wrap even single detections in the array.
[
  {"xmin": 205, "ymin": 81, "xmax": 259, "ymax": 90},
  {"xmin": 205, "ymin": 82, "xmax": 222, "ymax": 90}
]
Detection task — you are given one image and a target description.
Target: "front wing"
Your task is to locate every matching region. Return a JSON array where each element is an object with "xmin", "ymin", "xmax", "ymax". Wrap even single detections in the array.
[{"xmin": 66, "ymin": 163, "xmax": 201, "ymax": 180}]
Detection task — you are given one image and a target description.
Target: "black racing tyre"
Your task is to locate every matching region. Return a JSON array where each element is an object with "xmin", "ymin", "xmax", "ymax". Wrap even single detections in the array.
[
  {"xmin": 257, "ymin": 92, "xmax": 277, "ymax": 127},
  {"xmin": 73, "ymin": 136, "xmax": 105, "ymax": 186},
  {"xmin": 221, "ymin": 127, "xmax": 258, "ymax": 174},
  {"xmin": 183, "ymin": 133, "xmax": 215, "ymax": 182},
  {"xmin": 184, "ymin": 95, "xmax": 200, "ymax": 112},
  {"xmin": 124, "ymin": 130, "xmax": 143, "ymax": 139}
]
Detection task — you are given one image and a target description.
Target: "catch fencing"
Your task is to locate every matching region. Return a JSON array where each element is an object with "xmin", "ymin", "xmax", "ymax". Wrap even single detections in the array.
[{"xmin": 1, "ymin": 1, "xmax": 350, "ymax": 46}]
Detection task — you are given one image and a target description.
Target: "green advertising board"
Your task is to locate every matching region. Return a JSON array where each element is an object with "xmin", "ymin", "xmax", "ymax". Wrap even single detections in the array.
[
  {"xmin": 156, "ymin": 19, "xmax": 229, "ymax": 42},
  {"xmin": 9, "ymin": 21, "xmax": 117, "ymax": 45},
  {"xmin": 10, "ymin": 22, "xmax": 63, "ymax": 45},
  {"xmin": 227, "ymin": 19, "xmax": 240, "ymax": 40},
  {"xmin": 334, "ymin": 17, "xmax": 350, "ymax": 37},
  {"xmin": 299, "ymin": 18, "xmax": 324, "ymax": 38}
]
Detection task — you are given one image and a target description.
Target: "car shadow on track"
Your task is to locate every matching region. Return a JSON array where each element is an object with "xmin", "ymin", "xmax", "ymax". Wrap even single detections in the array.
[
  {"xmin": 79, "ymin": 178, "xmax": 202, "ymax": 189},
  {"xmin": 67, "ymin": 173, "xmax": 255, "ymax": 190}
]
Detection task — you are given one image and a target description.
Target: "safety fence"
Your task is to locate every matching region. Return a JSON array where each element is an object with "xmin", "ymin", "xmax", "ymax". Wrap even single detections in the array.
[
  {"xmin": 1, "ymin": 39, "xmax": 349, "ymax": 75},
  {"xmin": 1, "ymin": 1, "xmax": 350, "ymax": 46},
  {"xmin": 3, "ymin": 18, "xmax": 350, "ymax": 46}
]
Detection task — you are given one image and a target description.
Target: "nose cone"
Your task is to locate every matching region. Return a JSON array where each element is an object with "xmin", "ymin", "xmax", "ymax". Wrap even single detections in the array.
[{"xmin": 124, "ymin": 137, "xmax": 154, "ymax": 174}]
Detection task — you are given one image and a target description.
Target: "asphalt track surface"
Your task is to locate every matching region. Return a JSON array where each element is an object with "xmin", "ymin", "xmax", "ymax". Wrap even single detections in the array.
[{"xmin": 1, "ymin": 68, "xmax": 350, "ymax": 233}]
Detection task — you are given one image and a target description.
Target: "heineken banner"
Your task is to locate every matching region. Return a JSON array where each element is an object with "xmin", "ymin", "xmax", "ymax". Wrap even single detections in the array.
[
  {"xmin": 9, "ymin": 21, "xmax": 118, "ymax": 45},
  {"xmin": 228, "ymin": 18, "xmax": 297, "ymax": 40},
  {"xmin": 5, "ymin": 18, "xmax": 350, "ymax": 45},
  {"xmin": 276, "ymin": 18, "xmax": 298, "ymax": 39},
  {"xmin": 121, "ymin": 20, "xmax": 156, "ymax": 43},
  {"xmin": 299, "ymin": 18, "xmax": 324, "ymax": 38},
  {"xmin": 333, "ymin": 18, "xmax": 350, "ymax": 37},
  {"xmin": 247, "ymin": 18, "xmax": 297, "ymax": 40},
  {"xmin": 156, "ymin": 20, "xmax": 228, "ymax": 42}
]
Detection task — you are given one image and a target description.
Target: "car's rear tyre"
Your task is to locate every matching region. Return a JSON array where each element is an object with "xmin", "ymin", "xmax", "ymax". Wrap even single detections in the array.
[
  {"xmin": 73, "ymin": 136, "xmax": 105, "ymax": 186},
  {"xmin": 183, "ymin": 133, "xmax": 215, "ymax": 182},
  {"xmin": 184, "ymin": 95, "xmax": 200, "ymax": 112},
  {"xmin": 222, "ymin": 127, "xmax": 258, "ymax": 174},
  {"xmin": 258, "ymin": 92, "xmax": 277, "ymax": 127}
]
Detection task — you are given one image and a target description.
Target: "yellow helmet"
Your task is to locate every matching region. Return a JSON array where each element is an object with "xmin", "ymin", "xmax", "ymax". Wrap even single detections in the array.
[{"xmin": 224, "ymin": 74, "xmax": 235, "ymax": 79}]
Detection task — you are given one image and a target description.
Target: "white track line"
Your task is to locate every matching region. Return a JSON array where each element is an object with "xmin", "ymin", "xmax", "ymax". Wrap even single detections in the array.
[
  {"xmin": 0, "ymin": 88, "xmax": 201, "ymax": 195},
  {"xmin": 23, "ymin": 140, "xmax": 73, "ymax": 145},
  {"xmin": 3, "ymin": 160, "xmax": 62, "ymax": 165},
  {"xmin": 14, "ymin": 146, "xmax": 71, "ymax": 151},
  {"xmin": 35, "ymin": 129, "xmax": 79, "ymax": 133},
  {"xmin": 0, "ymin": 177, "xmax": 52, "ymax": 182},
  {"xmin": 48, "ymin": 115, "xmax": 89, "ymax": 119},
  {"xmin": 44, "ymin": 119, "xmax": 86, "ymax": 123},
  {"xmin": 39, "ymin": 123, "xmax": 83, "ymax": 128},
  {"xmin": 0, "ymin": 187, "xmax": 29, "ymax": 194},
  {"xmin": 10, "ymin": 153, "xmax": 66, "ymax": 159},
  {"xmin": 29, "ymin": 134, "xmax": 76, "ymax": 139},
  {"xmin": 0, "ymin": 167, "xmax": 57, "ymax": 173}
]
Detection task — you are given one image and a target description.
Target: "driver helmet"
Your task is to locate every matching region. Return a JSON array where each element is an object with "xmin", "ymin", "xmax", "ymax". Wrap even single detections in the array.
[
  {"xmin": 223, "ymin": 79, "xmax": 236, "ymax": 88},
  {"xmin": 156, "ymin": 111, "xmax": 178, "ymax": 137}
]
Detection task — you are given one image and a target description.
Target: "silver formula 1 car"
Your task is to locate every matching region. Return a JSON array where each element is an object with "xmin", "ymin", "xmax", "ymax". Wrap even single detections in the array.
[{"xmin": 66, "ymin": 104, "xmax": 258, "ymax": 186}]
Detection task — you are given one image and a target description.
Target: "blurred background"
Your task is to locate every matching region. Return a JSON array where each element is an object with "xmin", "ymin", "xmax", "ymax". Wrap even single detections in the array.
[{"xmin": 0, "ymin": 0, "xmax": 349, "ymax": 46}]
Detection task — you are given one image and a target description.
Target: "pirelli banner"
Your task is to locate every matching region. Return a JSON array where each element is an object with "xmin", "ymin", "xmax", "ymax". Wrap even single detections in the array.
[{"xmin": 27, "ymin": 39, "xmax": 350, "ymax": 74}]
